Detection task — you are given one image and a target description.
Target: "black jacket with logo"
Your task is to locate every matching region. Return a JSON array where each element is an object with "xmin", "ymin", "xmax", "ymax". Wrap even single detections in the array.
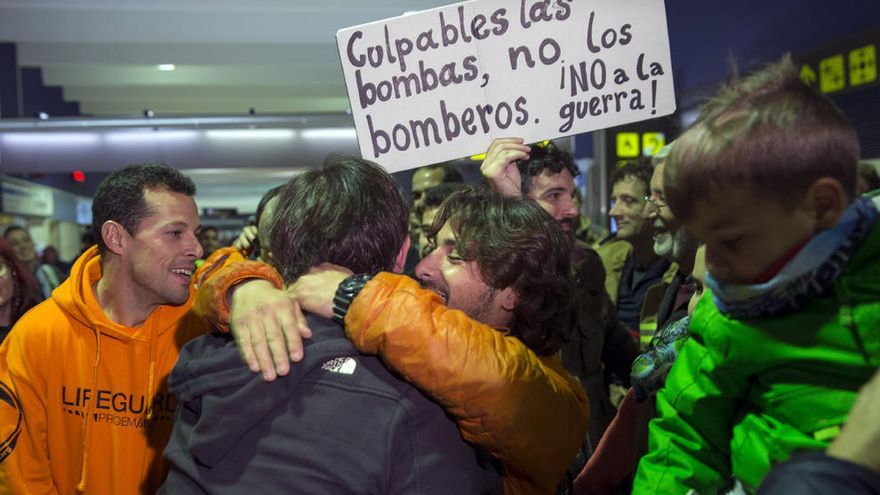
[{"xmin": 160, "ymin": 315, "xmax": 502, "ymax": 494}]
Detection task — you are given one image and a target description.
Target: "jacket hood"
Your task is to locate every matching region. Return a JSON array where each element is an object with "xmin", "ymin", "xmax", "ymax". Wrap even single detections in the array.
[
  {"xmin": 54, "ymin": 245, "xmax": 196, "ymax": 342},
  {"xmin": 168, "ymin": 315, "xmax": 358, "ymax": 468}
]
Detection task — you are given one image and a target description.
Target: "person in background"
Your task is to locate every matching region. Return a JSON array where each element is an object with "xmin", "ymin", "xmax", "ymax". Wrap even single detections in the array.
[
  {"xmin": 598, "ymin": 159, "xmax": 677, "ymax": 340},
  {"xmin": 405, "ymin": 162, "xmax": 466, "ymax": 273},
  {"xmin": 572, "ymin": 188, "xmax": 608, "ymax": 248},
  {"xmin": 0, "ymin": 237, "xmax": 39, "ymax": 341},
  {"xmin": 572, "ymin": 244, "xmax": 706, "ymax": 495},
  {"xmin": 197, "ymin": 226, "xmax": 221, "ymax": 259},
  {"xmin": 40, "ymin": 245, "xmax": 70, "ymax": 281},
  {"xmin": 633, "ymin": 56, "xmax": 880, "ymax": 493},
  {"xmin": 480, "ymin": 138, "xmax": 638, "ymax": 452},
  {"xmin": 3, "ymin": 226, "xmax": 62, "ymax": 300},
  {"xmin": 233, "ymin": 184, "xmax": 284, "ymax": 264},
  {"xmin": 417, "ymin": 182, "xmax": 466, "ymax": 257},
  {"xmin": 856, "ymin": 161, "xmax": 880, "ymax": 195}
]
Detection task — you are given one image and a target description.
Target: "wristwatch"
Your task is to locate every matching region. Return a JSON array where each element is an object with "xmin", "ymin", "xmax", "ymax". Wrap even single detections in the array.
[{"xmin": 332, "ymin": 273, "xmax": 374, "ymax": 325}]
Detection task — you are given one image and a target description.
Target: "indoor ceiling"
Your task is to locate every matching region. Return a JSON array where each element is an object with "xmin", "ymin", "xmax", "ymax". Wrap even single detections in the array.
[
  {"xmin": 0, "ymin": 0, "xmax": 452, "ymax": 116},
  {"xmin": 1, "ymin": 0, "xmax": 877, "ymax": 212}
]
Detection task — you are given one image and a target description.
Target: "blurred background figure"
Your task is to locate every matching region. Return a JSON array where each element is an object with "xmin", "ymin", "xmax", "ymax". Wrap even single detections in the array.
[
  {"xmin": 573, "ymin": 188, "xmax": 609, "ymax": 248},
  {"xmin": 0, "ymin": 237, "xmax": 40, "ymax": 341},
  {"xmin": 40, "ymin": 245, "xmax": 70, "ymax": 279},
  {"xmin": 856, "ymin": 161, "xmax": 880, "ymax": 195},
  {"xmin": 3, "ymin": 226, "xmax": 62, "ymax": 300},
  {"xmin": 197, "ymin": 226, "xmax": 222, "ymax": 259}
]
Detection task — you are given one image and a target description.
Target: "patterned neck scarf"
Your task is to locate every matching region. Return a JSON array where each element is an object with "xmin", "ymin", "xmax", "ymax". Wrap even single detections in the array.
[{"xmin": 708, "ymin": 196, "xmax": 879, "ymax": 318}]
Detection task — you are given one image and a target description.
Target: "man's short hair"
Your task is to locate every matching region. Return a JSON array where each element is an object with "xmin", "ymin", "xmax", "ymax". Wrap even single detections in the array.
[
  {"xmin": 609, "ymin": 157, "xmax": 653, "ymax": 192},
  {"xmin": 665, "ymin": 55, "xmax": 859, "ymax": 222},
  {"xmin": 423, "ymin": 183, "xmax": 467, "ymax": 210},
  {"xmin": 92, "ymin": 164, "xmax": 196, "ymax": 253},
  {"xmin": 428, "ymin": 185, "xmax": 578, "ymax": 356},
  {"xmin": 271, "ymin": 155, "xmax": 409, "ymax": 284},
  {"xmin": 3, "ymin": 225, "xmax": 27, "ymax": 239},
  {"xmin": 428, "ymin": 163, "xmax": 465, "ymax": 184},
  {"xmin": 517, "ymin": 141, "xmax": 580, "ymax": 195}
]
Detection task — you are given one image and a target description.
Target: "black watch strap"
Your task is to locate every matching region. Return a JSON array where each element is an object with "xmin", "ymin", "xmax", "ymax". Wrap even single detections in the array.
[{"xmin": 332, "ymin": 273, "xmax": 374, "ymax": 325}]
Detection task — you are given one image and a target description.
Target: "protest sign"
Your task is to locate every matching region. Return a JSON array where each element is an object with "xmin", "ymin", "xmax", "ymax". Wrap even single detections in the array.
[{"xmin": 337, "ymin": 0, "xmax": 675, "ymax": 172}]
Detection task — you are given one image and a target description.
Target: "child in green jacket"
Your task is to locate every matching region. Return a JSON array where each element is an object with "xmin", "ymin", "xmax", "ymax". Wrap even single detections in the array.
[{"xmin": 633, "ymin": 55, "xmax": 880, "ymax": 493}]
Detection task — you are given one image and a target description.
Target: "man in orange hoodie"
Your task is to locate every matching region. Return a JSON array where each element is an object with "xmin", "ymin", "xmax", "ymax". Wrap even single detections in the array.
[{"xmin": 0, "ymin": 164, "xmax": 273, "ymax": 494}]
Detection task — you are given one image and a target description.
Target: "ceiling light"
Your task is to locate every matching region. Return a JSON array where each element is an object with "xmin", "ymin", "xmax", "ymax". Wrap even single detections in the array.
[
  {"xmin": 205, "ymin": 129, "xmax": 296, "ymax": 140},
  {"xmin": 301, "ymin": 128, "xmax": 357, "ymax": 140},
  {"xmin": 157, "ymin": 64, "xmax": 176, "ymax": 71}
]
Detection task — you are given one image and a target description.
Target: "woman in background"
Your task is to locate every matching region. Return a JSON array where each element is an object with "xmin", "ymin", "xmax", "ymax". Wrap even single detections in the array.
[{"xmin": 0, "ymin": 237, "xmax": 39, "ymax": 342}]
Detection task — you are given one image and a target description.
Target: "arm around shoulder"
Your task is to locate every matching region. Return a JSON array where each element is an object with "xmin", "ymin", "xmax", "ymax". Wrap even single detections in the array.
[{"xmin": 346, "ymin": 272, "xmax": 589, "ymax": 494}]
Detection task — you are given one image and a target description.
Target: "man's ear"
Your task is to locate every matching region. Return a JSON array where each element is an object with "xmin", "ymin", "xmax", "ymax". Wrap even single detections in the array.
[
  {"xmin": 393, "ymin": 235, "xmax": 412, "ymax": 273},
  {"xmin": 804, "ymin": 177, "xmax": 848, "ymax": 231},
  {"xmin": 499, "ymin": 287, "xmax": 518, "ymax": 312},
  {"xmin": 101, "ymin": 221, "xmax": 127, "ymax": 256}
]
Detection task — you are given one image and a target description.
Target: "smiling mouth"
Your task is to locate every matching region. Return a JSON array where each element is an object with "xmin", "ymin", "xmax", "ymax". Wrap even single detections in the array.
[{"xmin": 170, "ymin": 267, "xmax": 194, "ymax": 282}]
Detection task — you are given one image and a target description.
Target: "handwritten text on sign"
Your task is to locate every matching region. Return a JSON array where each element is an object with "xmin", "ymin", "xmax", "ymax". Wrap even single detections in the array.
[{"xmin": 337, "ymin": 0, "xmax": 675, "ymax": 172}]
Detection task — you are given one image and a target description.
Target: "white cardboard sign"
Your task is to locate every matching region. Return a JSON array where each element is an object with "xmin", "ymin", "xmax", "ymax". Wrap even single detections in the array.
[{"xmin": 337, "ymin": 0, "xmax": 675, "ymax": 172}]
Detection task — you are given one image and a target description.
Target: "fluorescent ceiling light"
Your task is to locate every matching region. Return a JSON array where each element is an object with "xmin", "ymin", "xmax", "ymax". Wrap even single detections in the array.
[
  {"xmin": 301, "ymin": 128, "xmax": 357, "ymax": 140},
  {"xmin": 1, "ymin": 132, "xmax": 101, "ymax": 146},
  {"xmin": 104, "ymin": 130, "xmax": 198, "ymax": 144},
  {"xmin": 157, "ymin": 64, "xmax": 176, "ymax": 71},
  {"xmin": 205, "ymin": 129, "xmax": 296, "ymax": 140}
]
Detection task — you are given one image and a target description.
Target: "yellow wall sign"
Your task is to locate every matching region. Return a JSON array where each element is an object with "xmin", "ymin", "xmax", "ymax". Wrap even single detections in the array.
[
  {"xmin": 849, "ymin": 44, "xmax": 877, "ymax": 87},
  {"xmin": 819, "ymin": 54, "xmax": 846, "ymax": 93},
  {"xmin": 803, "ymin": 42, "xmax": 878, "ymax": 94},
  {"xmin": 642, "ymin": 133, "xmax": 666, "ymax": 156},
  {"xmin": 616, "ymin": 132, "xmax": 640, "ymax": 158}
]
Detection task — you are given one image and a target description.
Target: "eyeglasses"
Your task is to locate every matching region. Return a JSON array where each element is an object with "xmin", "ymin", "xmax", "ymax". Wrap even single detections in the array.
[{"xmin": 644, "ymin": 195, "xmax": 668, "ymax": 212}]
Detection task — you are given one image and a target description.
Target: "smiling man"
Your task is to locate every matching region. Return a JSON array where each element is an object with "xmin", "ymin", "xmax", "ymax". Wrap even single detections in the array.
[
  {"xmin": 0, "ymin": 165, "xmax": 269, "ymax": 494},
  {"xmin": 644, "ymin": 143, "xmax": 701, "ymax": 328},
  {"xmin": 598, "ymin": 158, "xmax": 676, "ymax": 339}
]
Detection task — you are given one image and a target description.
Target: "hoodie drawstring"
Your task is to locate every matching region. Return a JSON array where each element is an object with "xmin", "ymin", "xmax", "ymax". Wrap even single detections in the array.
[{"xmin": 77, "ymin": 329, "xmax": 101, "ymax": 493}]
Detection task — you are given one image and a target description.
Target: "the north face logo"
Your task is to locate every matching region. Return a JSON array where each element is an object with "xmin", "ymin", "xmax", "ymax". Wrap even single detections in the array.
[{"xmin": 321, "ymin": 357, "xmax": 357, "ymax": 375}]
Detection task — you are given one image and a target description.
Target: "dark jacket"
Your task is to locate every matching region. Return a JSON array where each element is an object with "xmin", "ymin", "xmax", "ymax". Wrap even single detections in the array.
[
  {"xmin": 562, "ymin": 246, "xmax": 639, "ymax": 450},
  {"xmin": 159, "ymin": 315, "xmax": 502, "ymax": 495},
  {"xmin": 757, "ymin": 453, "xmax": 880, "ymax": 495}
]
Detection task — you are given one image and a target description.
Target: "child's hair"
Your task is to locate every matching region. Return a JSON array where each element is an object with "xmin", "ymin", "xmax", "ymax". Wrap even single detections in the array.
[{"xmin": 664, "ymin": 55, "xmax": 859, "ymax": 222}]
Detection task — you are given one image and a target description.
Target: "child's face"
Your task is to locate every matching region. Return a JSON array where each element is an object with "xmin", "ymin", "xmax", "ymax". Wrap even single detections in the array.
[{"xmin": 687, "ymin": 187, "xmax": 816, "ymax": 285}]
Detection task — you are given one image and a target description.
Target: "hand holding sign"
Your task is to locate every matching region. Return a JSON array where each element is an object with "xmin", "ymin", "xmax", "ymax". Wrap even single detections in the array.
[
  {"xmin": 480, "ymin": 138, "xmax": 530, "ymax": 197},
  {"xmin": 337, "ymin": 0, "xmax": 674, "ymax": 172}
]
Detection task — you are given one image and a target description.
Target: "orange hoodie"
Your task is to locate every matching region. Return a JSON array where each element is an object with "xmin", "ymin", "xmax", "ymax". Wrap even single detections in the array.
[{"xmin": 0, "ymin": 246, "xmax": 259, "ymax": 494}]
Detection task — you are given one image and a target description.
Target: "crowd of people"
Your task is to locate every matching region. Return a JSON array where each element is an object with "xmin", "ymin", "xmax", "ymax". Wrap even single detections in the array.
[{"xmin": 0, "ymin": 56, "xmax": 878, "ymax": 495}]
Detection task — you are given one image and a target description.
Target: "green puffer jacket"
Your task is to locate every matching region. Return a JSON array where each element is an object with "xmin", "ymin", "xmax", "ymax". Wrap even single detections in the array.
[{"xmin": 633, "ymin": 219, "xmax": 880, "ymax": 494}]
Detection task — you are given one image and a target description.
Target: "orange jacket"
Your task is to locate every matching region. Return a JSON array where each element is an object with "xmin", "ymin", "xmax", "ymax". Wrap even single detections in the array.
[
  {"xmin": 0, "ymin": 246, "xmax": 264, "ymax": 494},
  {"xmin": 346, "ymin": 273, "xmax": 590, "ymax": 495}
]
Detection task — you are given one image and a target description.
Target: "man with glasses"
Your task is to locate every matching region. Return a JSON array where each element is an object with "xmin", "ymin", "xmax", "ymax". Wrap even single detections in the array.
[
  {"xmin": 645, "ymin": 143, "xmax": 701, "ymax": 327},
  {"xmin": 598, "ymin": 158, "xmax": 677, "ymax": 344}
]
